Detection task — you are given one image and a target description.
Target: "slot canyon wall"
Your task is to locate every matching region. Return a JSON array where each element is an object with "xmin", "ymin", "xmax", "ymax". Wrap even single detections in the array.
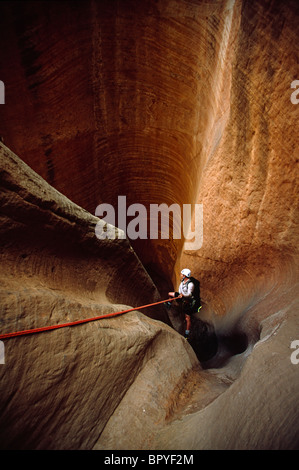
[{"xmin": 0, "ymin": 0, "xmax": 299, "ymax": 450}]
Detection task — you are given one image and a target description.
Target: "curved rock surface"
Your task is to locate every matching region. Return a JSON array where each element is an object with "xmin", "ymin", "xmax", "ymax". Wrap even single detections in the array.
[
  {"xmin": 0, "ymin": 0, "xmax": 299, "ymax": 450},
  {"xmin": 0, "ymin": 143, "xmax": 196, "ymax": 449}
]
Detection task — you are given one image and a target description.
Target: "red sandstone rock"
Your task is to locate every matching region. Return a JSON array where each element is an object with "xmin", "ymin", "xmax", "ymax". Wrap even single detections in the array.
[
  {"xmin": 0, "ymin": 143, "xmax": 197, "ymax": 449},
  {"xmin": 0, "ymin": 0, "xmax": 298, "ymax": 450}
]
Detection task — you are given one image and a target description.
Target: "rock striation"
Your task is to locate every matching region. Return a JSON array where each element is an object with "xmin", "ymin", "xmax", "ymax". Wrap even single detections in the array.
[
  {"xmin": 0, "ymin": 143, "xmax": 197, "ymax": 449},
  {"xmin": 0, "ymin": 0, "xmax": 298, "ymax": 450}
]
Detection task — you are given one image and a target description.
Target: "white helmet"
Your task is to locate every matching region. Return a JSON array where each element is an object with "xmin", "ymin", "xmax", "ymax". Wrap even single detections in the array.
[{"xmin": 181, "ymin": 268, "xmax": 191, "ymax": 278}]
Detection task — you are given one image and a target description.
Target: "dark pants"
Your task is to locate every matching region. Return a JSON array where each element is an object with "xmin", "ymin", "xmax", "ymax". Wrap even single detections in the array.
[
  {"xmin": 182, "ymin": 298, "xmax": 201, "ymax": 333},
  {"xmin": 182, "ymin": 299, "xmax": 201, "ymax": 316}
]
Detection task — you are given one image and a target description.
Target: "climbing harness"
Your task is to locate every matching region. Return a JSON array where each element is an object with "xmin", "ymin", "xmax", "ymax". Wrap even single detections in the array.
[{"xmin": 0, "ymin": 297, "xmax": 178, "ymax": 340}]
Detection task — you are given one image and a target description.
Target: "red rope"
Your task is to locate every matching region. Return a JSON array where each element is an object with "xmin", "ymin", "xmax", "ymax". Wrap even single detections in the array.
[{"xmin": 0, "ymin": 297, "xmax": 177, "ymax": 340}]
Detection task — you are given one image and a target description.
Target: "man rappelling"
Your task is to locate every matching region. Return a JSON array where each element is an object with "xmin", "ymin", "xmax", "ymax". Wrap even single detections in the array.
[{"xmin": 168, "ymin": 268, "xmax": 202, "ymax": 339}]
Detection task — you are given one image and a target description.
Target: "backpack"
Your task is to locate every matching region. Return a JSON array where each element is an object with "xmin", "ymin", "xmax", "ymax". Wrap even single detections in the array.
[{"xmin": 186, "ymin": 276, "xmax": 201, "ymax": 312}]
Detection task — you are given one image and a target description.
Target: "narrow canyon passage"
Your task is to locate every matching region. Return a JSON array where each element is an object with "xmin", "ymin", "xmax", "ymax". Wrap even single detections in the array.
[{"xmin": 0, "ymin": 0, "xmax": 298, "ymax": 450}]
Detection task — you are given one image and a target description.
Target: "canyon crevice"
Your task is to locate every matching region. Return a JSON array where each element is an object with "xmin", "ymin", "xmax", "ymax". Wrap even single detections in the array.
[{"xmin": 0, "ymin": 0, "xmax": 298, "ymax": 450}]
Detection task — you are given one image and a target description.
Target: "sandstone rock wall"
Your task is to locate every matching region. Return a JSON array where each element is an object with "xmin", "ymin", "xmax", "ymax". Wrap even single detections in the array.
[
  {"xmin": 0, "ymin": 143, "xmax": 197, "ymax": 449},
  {"xmin": 181, "ymin": 0, "xmax": 299, "ymax": 321},
  {"xmin": 0, "ymin": 0, "xmax": 244, "ymax": 291},
  {"xmin": 0, "ymin": 0, "xmax": 298, "ymax": 450}
]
